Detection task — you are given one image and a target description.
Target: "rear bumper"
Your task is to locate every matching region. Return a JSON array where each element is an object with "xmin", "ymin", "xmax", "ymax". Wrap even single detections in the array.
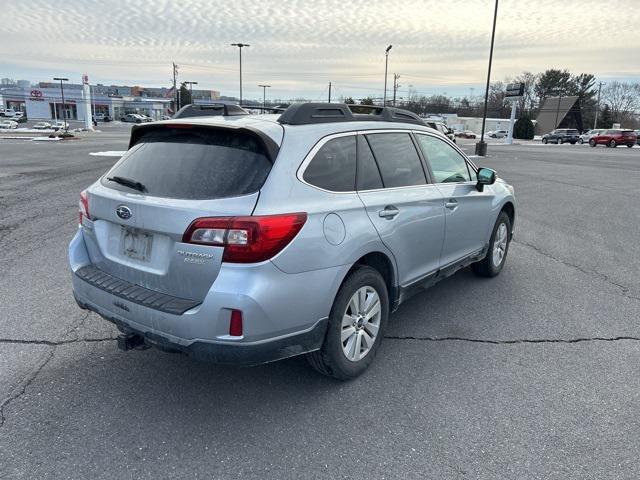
[
  {"xmin": 74, "ymin": 292, "xmax": 327, "ymax": 365},
  {"xmin": 69, "ymin": 228, "xmax": 345, "ymax": 365}
]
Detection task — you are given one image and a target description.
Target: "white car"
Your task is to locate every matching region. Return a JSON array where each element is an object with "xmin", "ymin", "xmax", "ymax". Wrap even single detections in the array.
[
  {"xmin": 0, "ymin": 120, "xmax": 18, "ymax": 129},
  {"xmin": 33, "ymin": 122, "xmax": 53, "ymax": 130},
  {"xmin": 488, "ymin": 130, "xmax": 508, "ymax": 139},
  {"xmin": 51, "ymin": 121, "xmax": 69, "ymax": 131},
  {"xmin": 579, "ymin": 129, "xmax": 603, "ymax": 144}
]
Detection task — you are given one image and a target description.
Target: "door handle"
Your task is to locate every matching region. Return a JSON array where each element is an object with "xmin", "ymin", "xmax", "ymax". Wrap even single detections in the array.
[
  {"xmin": 378, "ymin": 206, "xmax": 400, "ymax": 219},
  {"xmin": 445, "ymin": 199, "xmax": 458, "ymax": 210}
]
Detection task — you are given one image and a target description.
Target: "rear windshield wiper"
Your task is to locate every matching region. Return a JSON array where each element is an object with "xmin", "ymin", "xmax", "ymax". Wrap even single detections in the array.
[{"xmin": 106, "ymin": 176, "xmax": 147, "ymax": 193}]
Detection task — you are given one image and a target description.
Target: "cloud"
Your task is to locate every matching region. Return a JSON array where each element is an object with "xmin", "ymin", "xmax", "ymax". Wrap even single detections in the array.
[{"xmin": 1, "ymin": 0, "xmax": 638, "ymax": 99}]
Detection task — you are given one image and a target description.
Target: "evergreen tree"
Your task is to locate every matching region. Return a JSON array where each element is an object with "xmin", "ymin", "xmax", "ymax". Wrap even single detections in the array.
[
  {"xmin": 513, "ymin": 115, "xmax": 535, "ymax": 140},
  {"xmin": 598, "ymin": 104, "xmax": 612, "ymax": 128}
]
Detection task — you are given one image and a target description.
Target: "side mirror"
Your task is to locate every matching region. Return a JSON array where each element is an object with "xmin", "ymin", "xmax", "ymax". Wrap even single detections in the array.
[{"xmin": 476, "ymin": 167, "xmax": 496, "ymax": 192}]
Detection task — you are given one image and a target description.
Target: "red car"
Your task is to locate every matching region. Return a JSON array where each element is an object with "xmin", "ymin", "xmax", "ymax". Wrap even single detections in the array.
[{"xmin": 589, "ymin": 129, "xmax": 637, "ymax": 148}]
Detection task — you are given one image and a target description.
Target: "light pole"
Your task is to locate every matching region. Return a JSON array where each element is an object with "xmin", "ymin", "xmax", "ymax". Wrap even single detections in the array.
[
  {"xmin": 231, "ymin": 43, "xmax": 250, "ymax": 105},
  {"xmin": 184, "ymin": 81, "xmax": 198, "ymax": 105},
  {"xmin": 53, "ymin": 77, "xmax": 69, "ymax": 132},
  {"xmin": 383, "ymin": 45, "xmax": 392, "ymax": 106},
  {"xmin": 475, "ymin": 0, "xmax": 499, "ymax": 157},
  {"xmin": 258, "ymin": 84, "xmax": 271, "ymax": 108}
]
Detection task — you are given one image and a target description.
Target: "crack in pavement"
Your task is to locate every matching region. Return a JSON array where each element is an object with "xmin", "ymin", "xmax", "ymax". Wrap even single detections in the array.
[
  {"xmin": 513, "ymin": 239, "xmax": 640, "ymax": 302},
  {"xmin": 384, "ymin": 335, "xmax": 640, "ymax": 344},
  {"xmin": 0, "ymin": 346, "xmax": 55, "ymax": 428},
  {"xmin": 0, "ymin": 335, "xmax": 117, "ymax": 428},
  {"xmin": 0, "ymin": 336, "xmax": 118, "ymax": 347}
]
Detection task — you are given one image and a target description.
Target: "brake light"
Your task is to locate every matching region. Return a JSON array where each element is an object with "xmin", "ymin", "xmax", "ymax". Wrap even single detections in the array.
[
  {"xmin": 182, "ymin": 213, "xmax": 307, "ymax": 263},
  {"xmin": 79, "ymin": 190, "xmax": 90, "ymax": 225}
]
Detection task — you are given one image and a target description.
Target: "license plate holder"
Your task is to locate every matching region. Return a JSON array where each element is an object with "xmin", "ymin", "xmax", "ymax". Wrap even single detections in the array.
[{"xmin": 121, "ymin": 227, "xmax": 153, "ymax": 262}]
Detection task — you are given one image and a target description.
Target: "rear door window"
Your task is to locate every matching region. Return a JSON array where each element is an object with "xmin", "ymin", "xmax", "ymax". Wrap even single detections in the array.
[
  {"xmin": 303, "ymin": 135, "xmax": 356, "ymax": 192},
  {"xmin": 102, "ymin": 127, "xmax": 272, "ymax": 200},
  {"xmin": 357, "ymin": 135, "xmax": 383, "ymax": 190},
  {"xmin": 365, "ymin": 133, "xmax": 426, "ymax": 188}
]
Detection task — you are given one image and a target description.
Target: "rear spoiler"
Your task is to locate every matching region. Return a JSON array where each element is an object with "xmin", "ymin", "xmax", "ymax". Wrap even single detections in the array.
[{"xmin": 128, "ymin": 123, "xmax": 280, "ymax": 163}]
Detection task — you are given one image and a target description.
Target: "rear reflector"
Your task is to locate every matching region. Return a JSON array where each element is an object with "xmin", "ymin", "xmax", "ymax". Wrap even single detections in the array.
[
  {"xmin": 182, "ymin": 213, "xmax": 307, "ymax": 263},
  {"xmin": 229, "ymin": 310, "xmax": 243, "ymax": 337},
  {"xmin": 79, "ymin": 190, "xmax": 90, "ymax": 225}
]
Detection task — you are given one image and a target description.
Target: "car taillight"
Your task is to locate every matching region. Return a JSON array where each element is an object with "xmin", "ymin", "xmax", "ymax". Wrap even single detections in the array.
[
  {"xmin": 182, "ymin": 213, "xmax": 307, "ymax": 263},
  {"xmin": 79, "ymin": 190, "xmax": 90, "ymax": 225}
]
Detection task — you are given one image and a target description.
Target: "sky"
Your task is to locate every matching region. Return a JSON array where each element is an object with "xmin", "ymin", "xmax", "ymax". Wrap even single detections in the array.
[{"xmin": 1, "ymin": 0, "xmax": 639, "ymax": 101}]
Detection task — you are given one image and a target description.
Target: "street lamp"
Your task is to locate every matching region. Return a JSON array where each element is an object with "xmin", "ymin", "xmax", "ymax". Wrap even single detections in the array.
[
  {"xmin": 184, "ymin": 81, "xmax": 198, "ymax": 105},
  {"xmin": 53, "ymin": 77, "xmax": 69, "ymax": 132},
  {"xmin": 258, "ymin": 84, "xmax": 271, "ymax": 108},
  {"xmin": 383, "ymin": 45, "xmax": 392, "ymax": 106},
  {"xmin": 230, "ymin": 43, "xmax": 250, "ymax": 105},
  {"xmin": 475, "ymin": 0, "xmax": 499, "ymax": 157}
]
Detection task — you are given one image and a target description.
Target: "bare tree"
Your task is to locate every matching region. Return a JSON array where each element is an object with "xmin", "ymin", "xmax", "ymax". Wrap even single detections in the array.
[{"xmin": 602, "ymin": 81, "xmax": 640, "ymax": 123}]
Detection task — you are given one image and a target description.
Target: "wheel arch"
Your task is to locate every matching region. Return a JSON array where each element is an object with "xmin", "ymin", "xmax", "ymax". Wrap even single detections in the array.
[
  {"xmin": 500, "ymin": 201, "xmax": 515, "ymax": 237},
  {"xmin": 345, "ymin": 251, "xmax": 398, "ymax": 310}
]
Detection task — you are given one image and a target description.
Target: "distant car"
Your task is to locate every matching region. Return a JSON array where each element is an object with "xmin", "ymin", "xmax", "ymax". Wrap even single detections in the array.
[
  {"xmin": 424, "ymin": 120, "xmax": 456, "ymax": 143},
  {"xmin": 0, "ymin": 120, "xmax": 18, "ymax": 129},
  {"xmin": 589, "ymin": 129, "xmax": 637, "ymax": 148},
  {"xmin": 541, "ymin": 129, "xmax": 580, "ymax": 144},
  {"xmin": 121, "ymin": 114, "xmax": 144, "ymax": 123},
  {"xmin": 51, "ymin": 121, "xmax": 69, "ymax": 131},
  {"xmin": 636, "ymin": 130, "xmax": 640, "ymax": 146},
  {"xmin": 138, "ymin": 114, "xmax": 154, "ymax": 122},
  {"xmin": 94, "ymin": 113, "xmax": 112, "ymax": 122},
  {"xmin": 578, "ymin": 129, "xmax": 603, "ymax": 144},
  {"xmin": 488, "ymin": 130, "xmax": 507, "ymax": 139},
  {"xmin": 161, "ymin": 114, "xmax": 173, "ymax": 120},
  {"xmin": 33, "ymin": 122, "xmax": 52, "ymax": 130},
  {"xmin": 456, "ymin": 130, "xmax": 477, "ymax": 139},
  {"xmin": 0, "ymin": 108, "xmax": 17, "ymax": 118},
  {"xmin": 13, "ymin": 112, "xmax": 27, "ymax": 123}
]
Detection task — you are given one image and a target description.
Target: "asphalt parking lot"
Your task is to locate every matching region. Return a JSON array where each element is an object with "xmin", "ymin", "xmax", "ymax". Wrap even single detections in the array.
[{"xmin": 1, "ymin": 126, "xmax": 639, "ymax": 479}]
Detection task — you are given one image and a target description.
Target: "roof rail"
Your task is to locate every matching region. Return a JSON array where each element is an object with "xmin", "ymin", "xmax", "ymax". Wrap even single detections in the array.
[
  {"xmin": 172, "ymin": 103, "xmax": 249, "ymax": 119},
  {"xmin": 277, "ymin": 103, "xmax": 426, "ymax": 126}
]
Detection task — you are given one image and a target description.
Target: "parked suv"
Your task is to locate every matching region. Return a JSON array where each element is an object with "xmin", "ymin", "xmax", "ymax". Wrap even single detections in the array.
[
  {"xmin": 120, "ymin": 114, "xmax": 145, "ymax": 123},
  {"xmin": 424, "ymin": 120, "xmax": 456, "ymax": 143},
  {"xmin": 69, "ymin": 103, "xmax": 516, "ymax": 379},
  {"xmin": 542, "ymin": 129, "xmax": 580, "ymax": 144},
  {"xmin": 589, "ymin": 129, "xmax": 637, "ymax": 148},
  {"xmin": 578, "ymin": 129, "xmax": 603, "ymax": 144}
]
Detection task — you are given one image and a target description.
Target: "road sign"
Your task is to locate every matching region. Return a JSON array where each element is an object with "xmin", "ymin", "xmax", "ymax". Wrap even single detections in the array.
[{"xmin": 505, "ymin": 82, "xmax": 525, "ymax": 98}]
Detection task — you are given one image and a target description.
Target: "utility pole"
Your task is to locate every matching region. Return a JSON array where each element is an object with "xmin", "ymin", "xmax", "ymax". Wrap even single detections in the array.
[
  {"xmin": 172, "ymin": 62, "xmax": 179, "ymax": 111},
  {"xmin": 392, "ymin": 74, "xmax": 400, "ymax": 106},
  {"xmin": 594, "ymin": 81, "xmax": 603, "ymax": 129},
  {"xmin": 53, "ymin": 77, "xmax": 69, "ymax": 132},
  {"xmin": 231, "ymin": 43, "xmax": 250, "ymax": 105},
  {"xmin": 258, "ymin": 84, "xmax": 271, "ymax": 108},
  {"xmin": 383, "ymin": 45, "xmax": 392, "ymax": 106},
  {"xmin": 475, "ymin": 0, "xmax": 499, "ymax": 157},
  {"xmin": 328, "ymin": 82, "xmax": 332, "ymax": 103}
]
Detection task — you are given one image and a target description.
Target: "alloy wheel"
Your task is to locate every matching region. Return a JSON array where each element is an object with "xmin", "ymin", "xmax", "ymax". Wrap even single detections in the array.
[
  {"xmin": 341, "ymin": 286, "xmax": 381, "ymax": 362},
  {"xmin": 492, "ymin": 222, "xmax": 508, "ymax": 267}
]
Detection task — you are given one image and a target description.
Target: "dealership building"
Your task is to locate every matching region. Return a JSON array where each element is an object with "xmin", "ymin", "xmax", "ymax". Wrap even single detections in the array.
[{"xmin": 0, "ymin": 84, "xmax": 173, "ymax": 121}]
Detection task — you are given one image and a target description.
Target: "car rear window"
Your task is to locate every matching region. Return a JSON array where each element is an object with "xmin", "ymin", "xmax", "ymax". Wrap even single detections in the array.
[{"xmin": 102, "ymin": 127, "xmax": 272, "ymax": 200}]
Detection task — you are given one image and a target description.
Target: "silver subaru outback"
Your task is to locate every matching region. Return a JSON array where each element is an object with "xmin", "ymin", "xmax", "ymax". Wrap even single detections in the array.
[{"xmin": 69, "ymin": 103, "xmax": 515, "ymax": 379}]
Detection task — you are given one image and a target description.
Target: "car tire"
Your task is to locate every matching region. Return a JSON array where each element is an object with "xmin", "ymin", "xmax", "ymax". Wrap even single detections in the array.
[
  {"xmin": 609, "ymin": 139, "xmax": 617, "ymax": 148},
  {"xmin": 578, "ymin": 138, "xmax": 584, "ymax": 144},
  {"xmin": 558, "ymin": 138, "xmax": 564, "ymax": 144},
  {"xmin": 307, "ymin": 266, "xmax": 389, "ymax": 380},
  {"xmin": 542, "ymin": 138, "xmax": 548, "ymax": 144},
  {"xmin": 570, "ymin": 141, "xmax": 576, "ymax": 145},
  {"xmin": 627, "ymin": 144, "xmax": 633, "ymax": 148},
  {"xmin": 472, "ymin": 211, "xmax": 511, "ymax": 278},
  {"xmin": 589, "ymin": 139, "xmax": 596, "ymax": 147}
]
